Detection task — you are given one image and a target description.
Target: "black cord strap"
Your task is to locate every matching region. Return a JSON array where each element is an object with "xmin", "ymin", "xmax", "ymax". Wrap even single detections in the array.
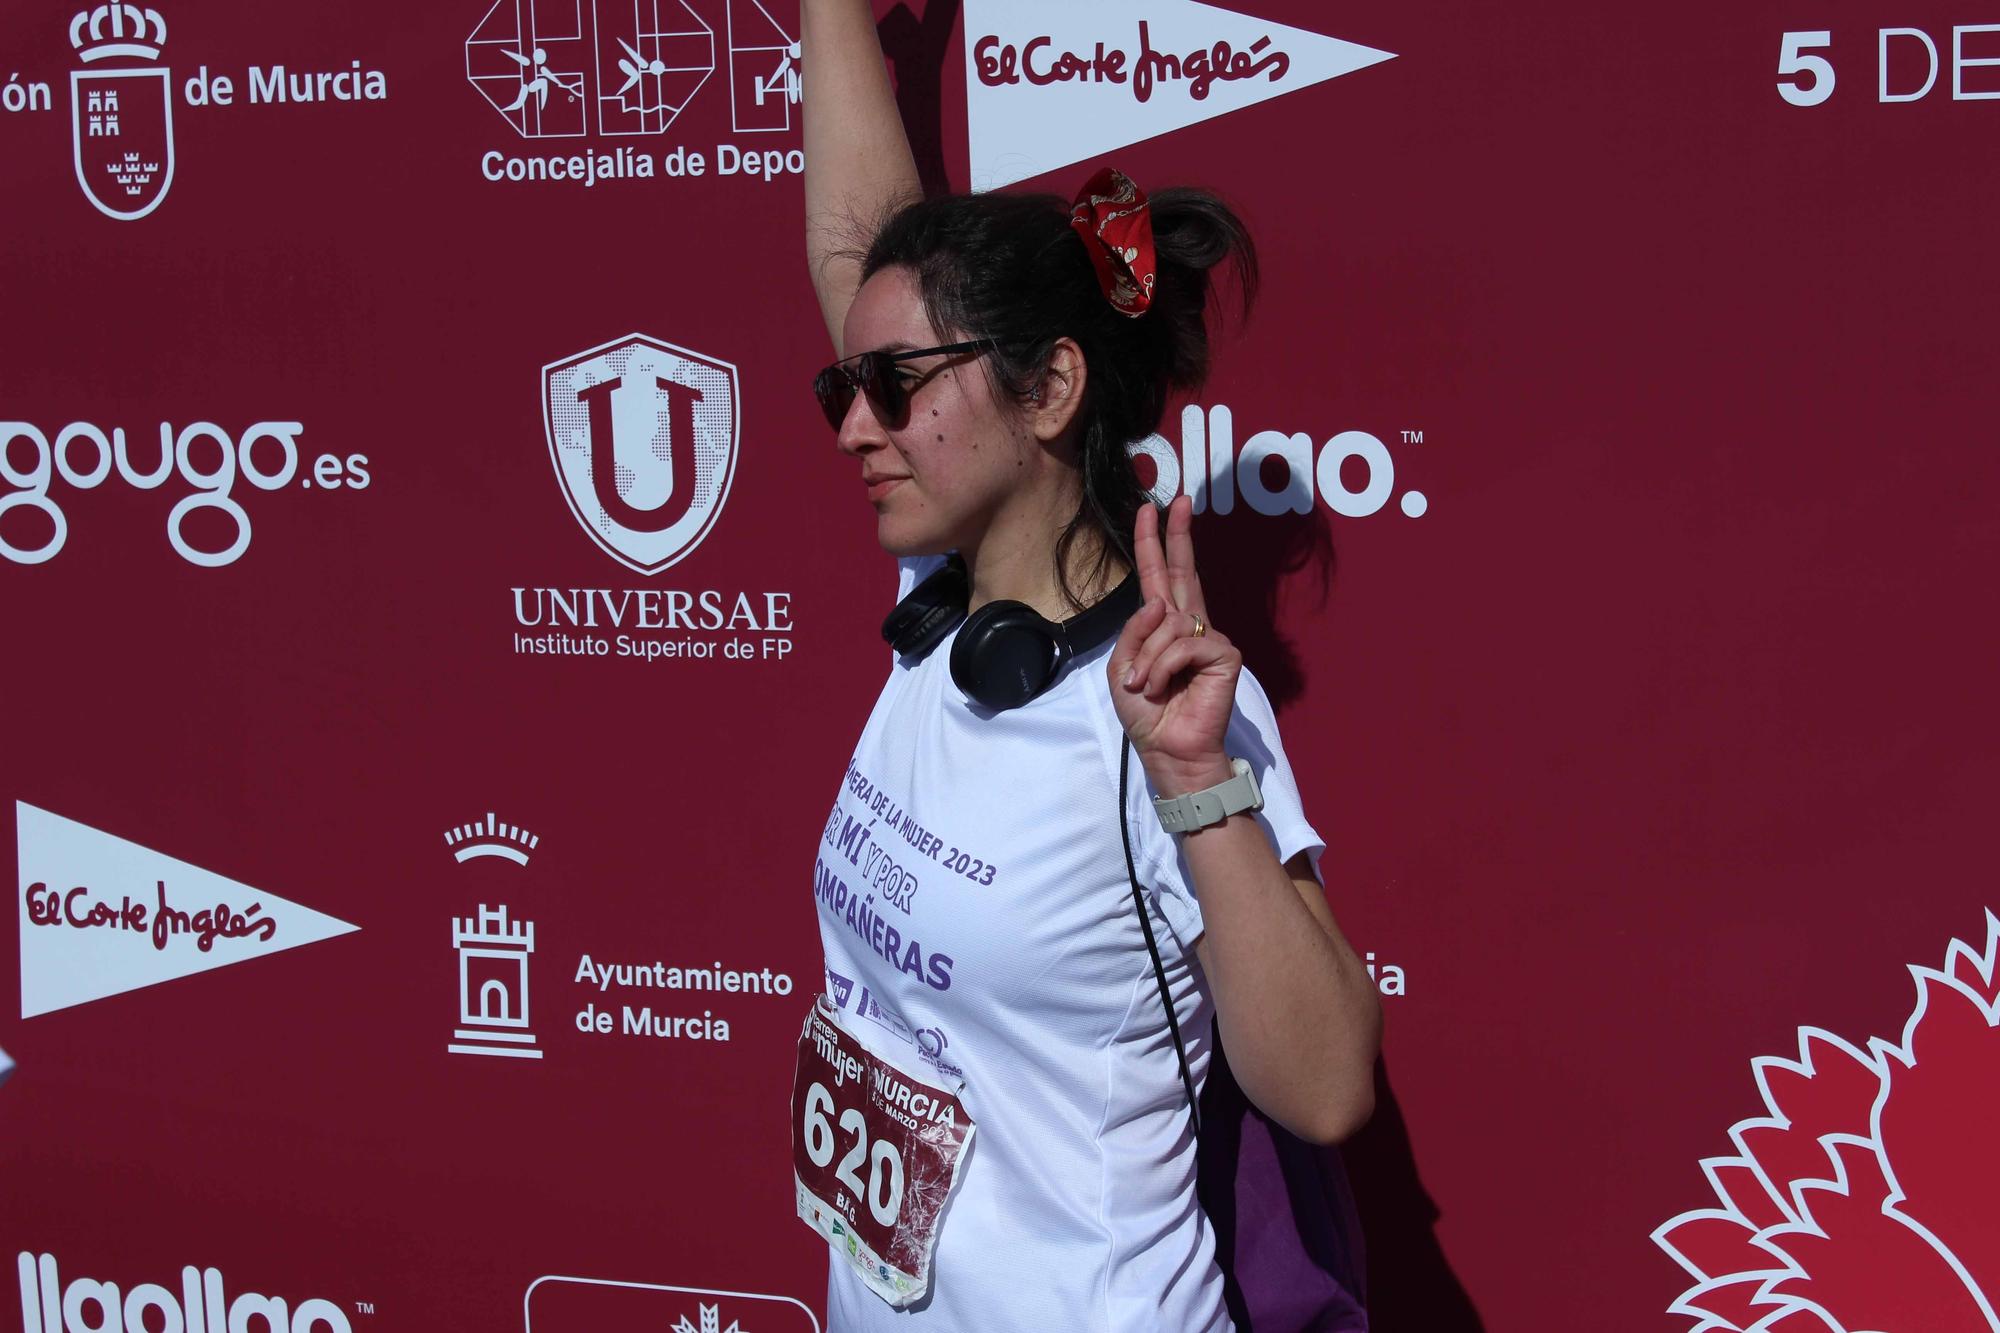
[{"xmin": 1119, "ymin": 739, "xmax": 1201, "ymax": 1135}]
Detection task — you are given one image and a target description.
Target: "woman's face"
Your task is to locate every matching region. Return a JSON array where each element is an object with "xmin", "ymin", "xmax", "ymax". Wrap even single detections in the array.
[{"xmin": 836, "ymin": 266, "xmax": 1037, "ymax": 557}]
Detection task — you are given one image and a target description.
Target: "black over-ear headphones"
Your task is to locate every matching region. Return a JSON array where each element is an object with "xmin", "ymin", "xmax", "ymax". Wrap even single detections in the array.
[{"xmin": 881, "ymin": 556, "xmax": 1142, "ymax": 711}]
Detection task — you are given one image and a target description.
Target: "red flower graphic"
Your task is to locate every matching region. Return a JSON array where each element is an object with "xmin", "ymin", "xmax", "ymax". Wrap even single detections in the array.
[{"xmin": 1654, "ymin": 911, "xmax": 2000, "ymax": 1332}]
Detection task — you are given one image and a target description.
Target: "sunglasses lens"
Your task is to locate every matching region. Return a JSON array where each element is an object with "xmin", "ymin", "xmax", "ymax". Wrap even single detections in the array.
[
  {"xmin": 860, "ymin": 354, "xmax": 907, "ymax": 428},
  {"xmin": 813, "ymin": 366, "xmax": 854, "ymax": 430},
  {"xmin": 813, "ymin": 353, "xmax": 916, "ymax": 431}
]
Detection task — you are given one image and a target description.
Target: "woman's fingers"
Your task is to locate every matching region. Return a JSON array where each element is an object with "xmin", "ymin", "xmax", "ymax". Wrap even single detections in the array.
[
  {"xmin": 1163, "ymin": 494, "xmax": 1207, "ymax": 618},
  {"xmin": 1123, "ymin": 597, "xmax": 1186, "ymax": 690},
  {"xmin": 1110, "ymin": 594, "xmax": 1168, "ymax": 689},
  {"xmin": 1121, "ymin": 597, "xmax": 1210, "ymax": 693},
  {"xmin": 1132, "ymin": 501, "xmax": 1170, "ymax": 606},
  {"xmin": 1142, "ymin": 631, "xmax": 1236, "ymax": 701}
]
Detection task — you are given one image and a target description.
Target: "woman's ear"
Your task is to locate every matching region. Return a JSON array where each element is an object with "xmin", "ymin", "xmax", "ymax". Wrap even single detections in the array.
[{"xmin": 1029, "ymin": 337, "xmax": 1088, "ymax": 443}]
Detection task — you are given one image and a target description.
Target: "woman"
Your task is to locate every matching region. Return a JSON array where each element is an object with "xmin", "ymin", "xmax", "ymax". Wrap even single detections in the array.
[{"xmin": 794, "ymin": 2, "xmax": 1383, "ymax": 1328}]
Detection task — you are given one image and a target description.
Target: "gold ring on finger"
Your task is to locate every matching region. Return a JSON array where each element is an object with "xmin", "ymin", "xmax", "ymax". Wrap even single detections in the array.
[{"xmin": 1190, "ymin": 614, "xmax": 1207, "ymax": 639}]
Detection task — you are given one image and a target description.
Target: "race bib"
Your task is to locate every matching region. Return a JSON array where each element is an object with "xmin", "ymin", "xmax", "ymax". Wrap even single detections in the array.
[{"xmin": 792, "ymin": 995, "xmax": 975, "ymax": 1307}]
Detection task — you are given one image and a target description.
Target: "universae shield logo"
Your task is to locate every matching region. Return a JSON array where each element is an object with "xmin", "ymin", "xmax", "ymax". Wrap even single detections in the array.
[
  {"xmin": 542, "ymin": 334, "xmax": 740, "ymax": 574},
  {"xmin": 67, "ymin": 5, "xmax": 176, "ymax": 221}
]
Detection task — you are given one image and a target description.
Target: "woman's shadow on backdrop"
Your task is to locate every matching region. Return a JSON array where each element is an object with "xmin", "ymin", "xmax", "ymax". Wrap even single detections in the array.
[
  {"xmin": 879, "ymin": 6, "xmax": 1484, "ymax": 1322},
  {"xmin": 1200, "ymin": 1047, "xmax": 1488, "ymax": 1333},
  {"xmin": 1198, "ymin": 509, "xmax": 1486, "ymax": 1332},
  {"xmin": 879, "ymin": 0, "xmax": 961, "ymax": 198}
]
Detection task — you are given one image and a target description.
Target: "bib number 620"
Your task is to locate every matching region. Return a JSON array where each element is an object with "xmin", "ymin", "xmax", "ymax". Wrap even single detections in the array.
[{"xmin": 803, "ymin": 1081, "xmax": 906, "ymax": 1227}]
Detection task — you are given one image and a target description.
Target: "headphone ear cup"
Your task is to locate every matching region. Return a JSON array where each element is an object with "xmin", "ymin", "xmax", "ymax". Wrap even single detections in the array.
[{"xmin": 950, "ymin": 601, "xmax": 1062, "ymax": 711}]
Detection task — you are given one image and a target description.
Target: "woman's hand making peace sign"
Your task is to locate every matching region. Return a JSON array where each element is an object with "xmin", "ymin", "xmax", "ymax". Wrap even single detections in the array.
[{"xmin": 1108, "ymin": 494, "xmax": 1242, "ymax": 797}]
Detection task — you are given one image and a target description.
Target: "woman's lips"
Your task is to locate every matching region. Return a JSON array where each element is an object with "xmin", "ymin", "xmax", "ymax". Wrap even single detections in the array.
[{"xmin": 865, "ymin": 476, "xmax": 908, "ymax": 504}]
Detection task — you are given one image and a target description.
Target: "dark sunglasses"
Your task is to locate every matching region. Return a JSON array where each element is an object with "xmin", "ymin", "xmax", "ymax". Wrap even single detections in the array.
[{"xmin": 811, "ymin": 339, "xmax": 996, "ymax": 430}]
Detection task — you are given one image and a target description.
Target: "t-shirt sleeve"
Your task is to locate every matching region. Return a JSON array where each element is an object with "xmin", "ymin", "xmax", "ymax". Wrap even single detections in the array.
[{"xmin": 1122, "ymin": 666, "xmax": 1324, "ymax": 952}]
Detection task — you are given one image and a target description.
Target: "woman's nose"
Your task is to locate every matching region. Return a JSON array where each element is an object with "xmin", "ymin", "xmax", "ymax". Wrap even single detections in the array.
[{"xmin": 835, "ymin": 390, "xmax": 885, "ymax": 457}]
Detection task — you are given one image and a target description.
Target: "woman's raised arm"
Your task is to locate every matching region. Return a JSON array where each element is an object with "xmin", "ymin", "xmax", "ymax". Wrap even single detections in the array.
[
  {"xmin": 1110, "ymin": 496, "xmax": 1383, "ymax": 1144},
  {"xmin": 802, "ymin": 0, "xmax": 922, "ymax": 353}
]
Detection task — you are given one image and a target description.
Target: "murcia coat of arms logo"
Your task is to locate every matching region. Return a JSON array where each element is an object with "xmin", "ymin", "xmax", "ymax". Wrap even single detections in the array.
[{"xmin": 68, "ymin": 3, "xmax": 175, "ymax": 220}]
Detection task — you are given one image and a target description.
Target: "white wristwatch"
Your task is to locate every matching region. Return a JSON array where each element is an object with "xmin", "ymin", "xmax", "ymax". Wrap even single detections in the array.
[{"xmin": 1152, "ymin": 757, "xmax": 1263, "ymax": 834}]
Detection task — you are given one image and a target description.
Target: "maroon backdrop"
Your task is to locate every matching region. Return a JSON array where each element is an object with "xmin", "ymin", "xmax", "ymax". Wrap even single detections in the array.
[{"xmin": 6, "ymin": 2, "xmax": 1998, "ymax": 1330}]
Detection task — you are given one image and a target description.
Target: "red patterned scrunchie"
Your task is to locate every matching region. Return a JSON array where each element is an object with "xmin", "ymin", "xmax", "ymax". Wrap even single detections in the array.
[{"xmin": 1069, "ymin": 167, "xmax": 1157, "ymax": 318}]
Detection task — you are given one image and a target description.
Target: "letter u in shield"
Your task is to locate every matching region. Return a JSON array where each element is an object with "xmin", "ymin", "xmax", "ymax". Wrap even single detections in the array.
[
  {"xmin": 542, "ymin": 334, "xmax": 741, "ymax": 574},
  {"xmin": 70, "ymin": 66, "xmax": 175, "ymax": 221}
]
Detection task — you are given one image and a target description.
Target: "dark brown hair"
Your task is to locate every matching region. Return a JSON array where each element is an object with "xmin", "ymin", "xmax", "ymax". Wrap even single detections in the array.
[{"xmin": 862, "ymin": 187, "xmax": 1257, "ymax": 609}]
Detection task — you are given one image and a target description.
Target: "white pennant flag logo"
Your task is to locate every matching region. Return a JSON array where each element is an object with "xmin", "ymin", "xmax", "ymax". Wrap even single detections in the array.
[
  {"xmin": 17, "ymin": 801, "xmax": 359, "ymax": 1019},
  {"xmin": 964, "ymin": 0, "xmax": 1395, "ymax": 190}
]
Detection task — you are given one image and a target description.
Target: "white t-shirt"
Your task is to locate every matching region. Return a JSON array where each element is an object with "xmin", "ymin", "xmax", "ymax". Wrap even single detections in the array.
[{"xmin": 812, "ymin": 556, "xmax": 1323, "ymax": 1333}]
